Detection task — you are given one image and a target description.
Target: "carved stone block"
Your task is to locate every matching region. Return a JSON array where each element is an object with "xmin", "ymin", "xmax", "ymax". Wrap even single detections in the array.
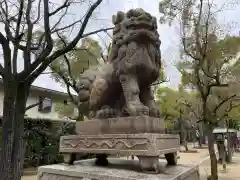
[
  {"xmin": 37, "ymin": 158, "xmax": 200, "ymax": 180},
  {"xmin": 60, "ymin": 133, "xmax": 180, "ymax": 156},
  {"xmin": 76, "ymin": 116, "xmax": 165, "ymax": 134}
]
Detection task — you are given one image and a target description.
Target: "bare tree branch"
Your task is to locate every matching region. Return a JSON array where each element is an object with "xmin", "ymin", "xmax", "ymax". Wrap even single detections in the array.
[
  {"xmin": 24, "ymin": 0, "xmax": 34, "ymax": 70},
  {"xmin": 0, "ymin": 32, "xmax": 11, "ymax": 75},
  {"xmin": 20, "ymin": 0, "xmax": 54, "ymax": 81},
  {"xmin": 0, "ymin": 1, "xmax": 14, "ymax": 42},
  {"xmin": 81, "ymin": 27, "xmax": 114, "ymax": 38},
  {"xmin": 0, "ymin": 63, "xmax": 4, "ymax": 77},
  {"xmin": 23, "ymin": 0, "xmax": 103, "ymax": 83},
  {"xmin": 219, "ymin": 100, "xmax": 240, "ymax": 121},
  {"xmin": 51, "ymin": 18, "xmax": 83, "ymax": 33},
  {"xmin": 41, "ymin": 71, "xmax": 55, "ymax": 75},
  {"xmin": 181, "ymin": 37, "xmax": 199, "ymax": 60},
  {"xmin": 56, "ymin": 70, "xmax": 78, "ymax": 106},
  {"xmin": 41, "ymin": 0, "xmax": 53, "ymax": 57},
  {"xmin": 202, "ymin": 0, "xmax": 212, "ymax": 60},
  {"xmin": 25, "ymin": 101, "xmax": 42, "ymax": 112},
  {"xmin": 151, "ymin": 78, "xmax": 169, "ymax": 86},
  {"xmin": 12, "ymin": 0, "xmax": 24, "ymax": 74},
  {"xmin": 50, "ymin": 5, "xmax": 69, "ymax": 31},
  {"xmin": 194, "ymin": 0, "xmax": 204, "ymax": 58},
  {"xmin": 32, "ymin": 0, "xmax": 42, "ymax": 24},
  {"xmin": 194, "ymin": 63, "xmax": 205, "ymax": 98},
  {"xmin": 49, "ymin": 0, "xmax": 70, "ymax": 16},
  {"xmin": 213, "ymin": 94, "xmax": 236, "ymax": 114},
  {"xmin": 56, "ymin": 32, "xmax": 78, "ymax": 89},
  {"xmin": 182, "ymin": 98, "xmax": 201, "ymax": 120}
]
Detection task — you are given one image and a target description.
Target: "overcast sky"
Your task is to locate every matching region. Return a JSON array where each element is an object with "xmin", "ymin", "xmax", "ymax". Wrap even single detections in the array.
[{"xmin": 30, "ymin": 0, "xmax": 240, "ymax": 93}]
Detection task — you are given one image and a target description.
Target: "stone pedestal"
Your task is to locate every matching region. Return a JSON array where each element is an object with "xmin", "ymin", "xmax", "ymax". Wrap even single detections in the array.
[
  {"xmin": 76, "ymin": 116, "xmax": 165, "ymax": 134},
  {"xmin": 60, "ymin": 133, "xmax": 179, "ymax": 156},
  {"xmin": 37, "ymin": 158, "xmax": 200, "ymax": 180},
  {"xmin": 59, "ymin": 116, "xmax": 180, "ymax": 173}
]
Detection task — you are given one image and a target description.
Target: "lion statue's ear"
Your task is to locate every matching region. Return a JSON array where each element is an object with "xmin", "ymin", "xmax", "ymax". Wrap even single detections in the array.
[{"xmin": 112, "ymin": 11, "xmax": 125, "ymax": 25}]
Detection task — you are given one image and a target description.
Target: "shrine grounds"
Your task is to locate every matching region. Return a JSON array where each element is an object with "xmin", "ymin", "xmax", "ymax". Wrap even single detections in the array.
[{"xmin": 21, "ymin": 143, "xmax": 240, "ymax": 180}]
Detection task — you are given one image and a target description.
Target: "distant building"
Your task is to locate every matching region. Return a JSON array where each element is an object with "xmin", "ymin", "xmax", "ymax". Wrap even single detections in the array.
[{"xmin": 0, "ymin": 81, "xmax": 77, "ymax": 121}]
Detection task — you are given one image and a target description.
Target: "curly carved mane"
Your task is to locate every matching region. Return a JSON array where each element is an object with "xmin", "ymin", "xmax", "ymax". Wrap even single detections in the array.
[{"xmin": 108, "ymin": 9, "xmax": 161, "ymax": 84}]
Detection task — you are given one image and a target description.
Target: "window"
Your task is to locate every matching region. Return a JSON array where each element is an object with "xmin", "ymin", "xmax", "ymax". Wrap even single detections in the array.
[{"xmin": 38, "ymin": 96, "xmax": 52, "ymax": 113}]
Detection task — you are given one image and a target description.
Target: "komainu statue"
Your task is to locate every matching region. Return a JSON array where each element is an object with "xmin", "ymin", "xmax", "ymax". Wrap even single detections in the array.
[{"xmin": 78, "ymin": 8, "xmax": 161, "ymax": 119}]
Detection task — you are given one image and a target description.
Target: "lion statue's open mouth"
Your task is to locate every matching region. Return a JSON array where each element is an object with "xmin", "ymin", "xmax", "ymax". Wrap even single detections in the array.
[{"xmin": 77, "ymin": 9, "xmax": 161, "ymax": 119}]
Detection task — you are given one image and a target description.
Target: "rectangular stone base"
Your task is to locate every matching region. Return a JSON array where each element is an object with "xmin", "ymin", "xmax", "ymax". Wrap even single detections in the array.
[
  {"xmin": 60, "ymin": 133, "xmax": 180, "ymax": 156},
  {"xmin": 37, "ymin": 158, "xmax": 200, "ymax": 180},
  {"xmin": 76, "ymin": 116, "xmax": 165, "ymax": 134}
]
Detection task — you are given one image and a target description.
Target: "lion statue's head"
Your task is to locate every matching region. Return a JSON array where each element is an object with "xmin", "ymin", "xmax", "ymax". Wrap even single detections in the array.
[{"xmin": 108, "ymin": 8, "xmax": 161, "ymax": 85}]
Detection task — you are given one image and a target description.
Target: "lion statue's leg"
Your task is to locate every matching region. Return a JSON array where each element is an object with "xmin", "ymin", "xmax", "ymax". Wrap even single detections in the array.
[
  {"xmin": 119, "ymin": 74, "xmax": 149, "ymax": 116},
  {"xmin": 140, "ymin": 86, "xmax": 160, "ymax": 118}
]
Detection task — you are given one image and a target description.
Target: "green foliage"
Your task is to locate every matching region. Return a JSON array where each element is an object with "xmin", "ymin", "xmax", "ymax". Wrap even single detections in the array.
[
  {"xmin": 176, "ymin": 35, "xmax": 240, "ymax": 88},
  {"xmin": 159, "ymin": 0, "xmax": 184, "ymax": 25},
  {"xmin": 55, "ymin": 103, "xmax": 76, "ymax": 119},
  {"xmin": 23, "ymin": 117, "xmax": 75, "ymax": 167},
  {"xmin": 11, "ymin": 117, "xmax": 95, "ymax": 168},
  {"xmin": 159, "ymin": 67, "xmax": 168, "ymax": 83},
  {"xmin": 157, "ymin": 87, "xmax": 199, "ymax": 132},
  {"xmin": 176, "ymin": 35, "xmax": 240, "ymax": 125},
  {"xmin": 157, "ymin": 87, "xmax": 181, "ymax": 122},
  {"xmin": 159, "ymin": 0, "xmax": 240, "ymax": 126},
  {"xmin": 159, "ymin": 1, "xmax": 240, "ymax": 179},
  {"xmin": 50, "ymin": 37, "xmax": 104, "ymax": 119},
  {"xmin": 51, "ymin": 37, "xmax": 103, "ymax": 82}
]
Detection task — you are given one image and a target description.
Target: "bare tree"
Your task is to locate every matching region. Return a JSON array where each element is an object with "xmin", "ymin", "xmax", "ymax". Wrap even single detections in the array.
[
  {"xmin": 0, "ymin": 0, "xmax": 111, "ymax": 179},
  {"xmin": 160, "ymin": 0, "xmax": 240, "ymax": 179}
]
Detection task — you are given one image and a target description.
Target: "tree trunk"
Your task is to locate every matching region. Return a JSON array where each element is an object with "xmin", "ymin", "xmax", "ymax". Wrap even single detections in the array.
[
  {"xmin": 183, "ymin": 132, "xmax": 189, "ymax": 152},
  {"xmin": 184, "ymin": 141, "xmax": 189, "ymax": 151},
  {"xmin": 207, "ymin": 126, "xmax": 218, "ymax": 180},
  {"xmin": 0, "ymin": 81, "xmax": 30, "ymax": 180},
  {"xmin": 198, "ymin": 122, "xmax": 204, "ymax": 147},
  {"xmin": 77, "ymin": 107, "xmax": 84, "ymax": 121},
  {"xmin": 219, "ymin": 142, "xmax": 226, "ymax": 171}
]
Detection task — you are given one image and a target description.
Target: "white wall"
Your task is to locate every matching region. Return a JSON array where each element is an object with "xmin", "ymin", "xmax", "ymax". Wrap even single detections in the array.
[
  {"xmin": 0, "ymin": 87, "xmax": 69, "ymax": 121},
  {"xmin": 25, "ymin": 93, "xmax": 62, "ymax": 120}
]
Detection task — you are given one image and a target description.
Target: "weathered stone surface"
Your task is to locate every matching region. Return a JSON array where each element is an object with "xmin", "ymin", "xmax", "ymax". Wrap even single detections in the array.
[
  {"xmin": 37, "ymin": 158, "xmax": 200, "ymax": 180},
  {"xmin": 76, "ymin": 8, "xmax": 162, "ymax": 119},
  {"xmin": 76, "ymin": 116, "xmax": 164, "ymax": 134},
  {"xmin": 60, "ymin": 133, "xmax": 180, "ymax": 156}
]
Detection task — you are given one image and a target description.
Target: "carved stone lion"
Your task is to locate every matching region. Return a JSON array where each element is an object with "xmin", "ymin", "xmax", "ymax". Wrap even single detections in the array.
[{"xmin": 77, "ymin": 9, "xmax": 161, "ymax": 119}]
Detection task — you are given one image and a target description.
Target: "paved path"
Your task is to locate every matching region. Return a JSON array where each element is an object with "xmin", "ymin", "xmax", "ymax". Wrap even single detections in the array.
[
  {"xmin": 185, "ymin": 144, "xmax": 240, "ymax": 180},
  {"xmin": 199, "ymin": 152, "xmax": 240, "ymax": 180},
  {"xmin": 21, "ymin": 176, "xmax": 36, "ymax": 180}
]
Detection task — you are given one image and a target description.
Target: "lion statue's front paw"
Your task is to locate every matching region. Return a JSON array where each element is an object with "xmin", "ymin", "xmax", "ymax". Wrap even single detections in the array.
[
  {"xmin": 96, "ymin": 108, "xmax": 118, "ymax": 119},
  {"xmin": 126, "ymin": 102, "xmax": 149, "ymax": 116}
]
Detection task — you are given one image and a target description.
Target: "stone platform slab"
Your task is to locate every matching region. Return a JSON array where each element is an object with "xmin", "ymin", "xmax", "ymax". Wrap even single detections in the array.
[
  {"xmin": 60, "ymin": 133, "xmax": 180, "ymax": 156},
  {"xmin": 37, "ymin": 158, "xmax": 200, "ymax": 180},
  {"xmin": 76, "ymin": 116, "xmax": 164, "ymax": 134}
]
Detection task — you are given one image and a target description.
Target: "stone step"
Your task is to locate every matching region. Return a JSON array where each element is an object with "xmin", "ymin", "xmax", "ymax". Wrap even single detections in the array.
[{"xmin": 37, "ymin": 158, "xmax": 200, "ymax": 180}]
